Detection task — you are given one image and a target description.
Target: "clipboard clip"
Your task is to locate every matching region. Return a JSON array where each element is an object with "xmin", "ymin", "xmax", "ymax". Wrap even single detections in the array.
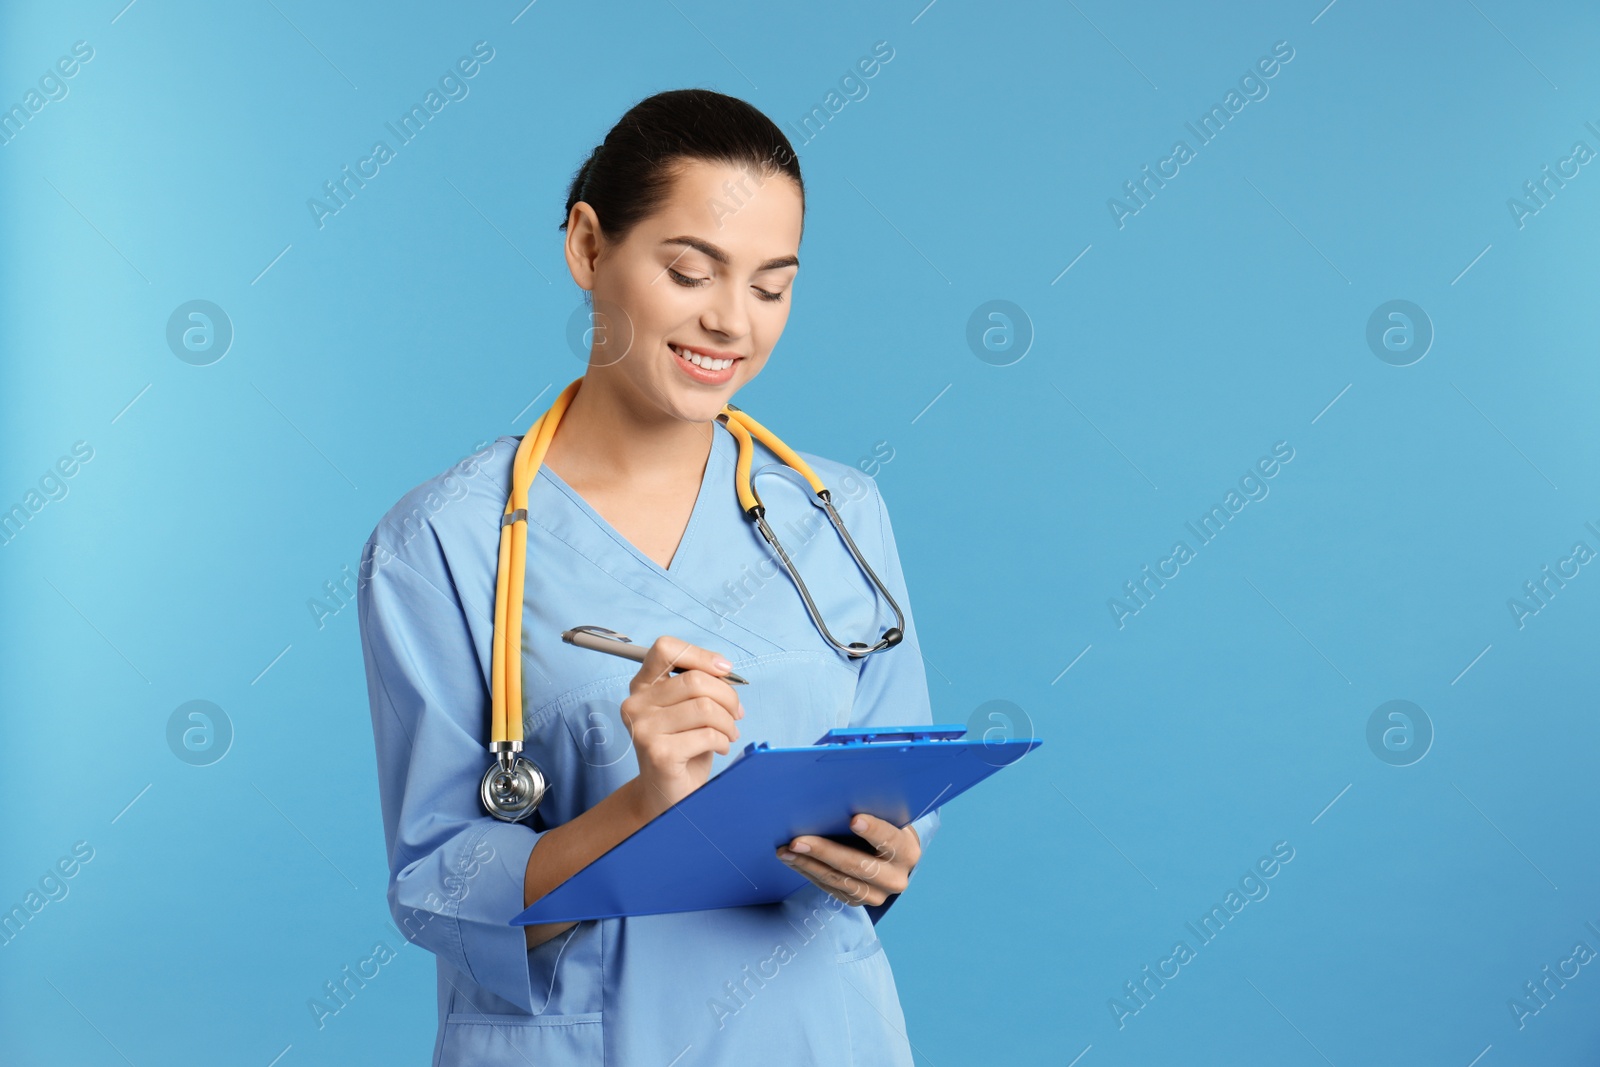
[
  {"xmin": 814, "ymin": 725, "xmax": 970, "ymax": 746},
  {"xmin": 731, "ymin": 725, "xmax": 972, "ymax": 764}
]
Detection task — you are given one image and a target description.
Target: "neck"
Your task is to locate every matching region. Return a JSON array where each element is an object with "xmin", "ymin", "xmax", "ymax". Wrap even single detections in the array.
[{"xmin": 543, "ymin": 371, "xmax": 715, "ymax": 488}]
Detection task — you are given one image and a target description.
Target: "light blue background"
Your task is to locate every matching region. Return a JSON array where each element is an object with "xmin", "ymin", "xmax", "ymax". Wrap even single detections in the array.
[{"xmin": 3, "ymin": 1, "xmax": 1599, "ymax": 1063}]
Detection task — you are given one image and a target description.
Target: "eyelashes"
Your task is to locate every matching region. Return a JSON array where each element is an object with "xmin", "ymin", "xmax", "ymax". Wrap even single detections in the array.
[{"xmin": 668, "ymin": 268, "xmax": 786, "ymax": 303}]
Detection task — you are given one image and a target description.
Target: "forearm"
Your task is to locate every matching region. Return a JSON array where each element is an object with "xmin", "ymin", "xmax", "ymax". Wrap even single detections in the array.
[{"xmin": 523, "ymin": 776, "xmax": 654, "ymax": 949}]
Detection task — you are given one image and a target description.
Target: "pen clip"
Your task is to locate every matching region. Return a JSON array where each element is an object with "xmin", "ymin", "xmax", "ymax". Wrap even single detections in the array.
[{"xmin": 564, "ymin": 625, "xmax": 632, "ymax": 643}]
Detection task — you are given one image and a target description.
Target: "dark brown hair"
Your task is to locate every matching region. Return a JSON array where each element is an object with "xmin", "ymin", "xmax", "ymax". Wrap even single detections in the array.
[{"xmin": 560, "ymin": 88, "xmax": 804, "ymax": 242}]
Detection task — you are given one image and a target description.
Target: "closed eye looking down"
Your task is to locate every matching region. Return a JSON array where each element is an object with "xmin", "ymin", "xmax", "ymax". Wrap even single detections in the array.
[{"xmin": 665, "ymin": 267, "xmax": 788, "ymax": 302}]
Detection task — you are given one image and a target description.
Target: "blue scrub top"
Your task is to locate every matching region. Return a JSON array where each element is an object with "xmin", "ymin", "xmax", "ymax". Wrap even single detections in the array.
[{"xmin": 357, "ymin": 421, "xmax": 942, "ymax": 1066}]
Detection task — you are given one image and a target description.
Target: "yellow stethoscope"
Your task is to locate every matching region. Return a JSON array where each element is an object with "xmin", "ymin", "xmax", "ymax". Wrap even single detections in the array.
[{"xmin": 481, "ymin": 376, "xmax": 906, "ymax": 821}]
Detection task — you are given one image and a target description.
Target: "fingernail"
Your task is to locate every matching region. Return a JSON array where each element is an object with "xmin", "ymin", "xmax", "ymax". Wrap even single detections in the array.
[
  {"xmin": 790, "ymin": 840, "xmax": 810, "ymax": 854},
  {"xmin": 851, "ymin": 816, "xmax": 867, "ymax": 833},
  {"xmin": 735, "ymin": 702, "xmax": 745, "ymax": 719},
  {"xmin": 713, "ymin": 657, "xmax": 733, "ymax": 672},
  {"xmin": 777, "ymin": 849, "xmax": 795, "ymax": 862}
]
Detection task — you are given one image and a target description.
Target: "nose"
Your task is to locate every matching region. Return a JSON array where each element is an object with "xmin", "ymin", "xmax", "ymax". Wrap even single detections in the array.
[{"xmin": 698, "ymin": 281, "xmax": 750, "ymax": 344}]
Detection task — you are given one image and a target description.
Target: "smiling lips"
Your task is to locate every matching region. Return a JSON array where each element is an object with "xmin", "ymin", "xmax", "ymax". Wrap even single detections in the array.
[{"xmin": 669, "ymin": 341, "xmax": 743, "ymax": 384}]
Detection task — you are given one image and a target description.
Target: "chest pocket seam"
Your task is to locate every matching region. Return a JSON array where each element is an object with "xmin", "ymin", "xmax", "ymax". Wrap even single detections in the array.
[
  {"xmin": 737, "ymin": 650, "xmax": 858, "ymax": 747},
  {"xmin": 527, "ymin": 647, "xmax": 854, "ymax": 728},
  {"xmin": 522, "ymin": 508, "xmax": 779, "ymax": 657}
]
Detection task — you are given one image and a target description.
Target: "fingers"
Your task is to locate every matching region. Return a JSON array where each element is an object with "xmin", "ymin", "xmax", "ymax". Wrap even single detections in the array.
[
  {"xmin": 620, "ymin": 638, "xmax": 744, "ymax": 755},
  {"xmin": 648, "ymin": 667, "xmax": 743, "ymax": 721},
  {"xmin": 777, "ymin": 850, "xmax": 886, "ymax": 906},
  {"xmin": 631, "ymin": 635, "xmax": 739, "ymax": 692},
  {"xmin": 627, "ymin": 671, "xmax": 742, "ymax": 738},
  {"xmin": 650, "ymin": 725, "xmax": 736, "ymax": 760},
  {"xmin": 652, "ymin": 698, "xmax": 742, "ymax": 746},
  {"xmin": 781, "ymin": 839, "xmax": 908, "ymax": 895},
  {"xmin": 774, "ymin": 815, "xmax": 916, "ymax": 902},
  {"xmin": 846, "ymin": 813, "xmax": 920, "ymax": 868},
  {"xmin": 623, "ymin": 692, "xmax": 741, "ymax": 749}
]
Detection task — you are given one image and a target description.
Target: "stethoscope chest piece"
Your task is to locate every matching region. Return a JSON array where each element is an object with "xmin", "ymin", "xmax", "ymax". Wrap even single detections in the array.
[{"xmin": 480, "ymin": 742, "xmax": 547, "ymax": 823}]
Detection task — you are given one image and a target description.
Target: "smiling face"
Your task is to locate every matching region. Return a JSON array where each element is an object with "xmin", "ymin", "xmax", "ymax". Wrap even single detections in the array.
[{"xmin": 563, "ymin": 157, "xmax": 804, "ymax": 424}]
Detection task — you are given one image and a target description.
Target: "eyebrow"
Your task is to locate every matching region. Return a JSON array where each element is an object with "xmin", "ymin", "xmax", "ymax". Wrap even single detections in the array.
[{"xmin": 662, "ymin": 235, "xmax": 798, "ymax": 272}]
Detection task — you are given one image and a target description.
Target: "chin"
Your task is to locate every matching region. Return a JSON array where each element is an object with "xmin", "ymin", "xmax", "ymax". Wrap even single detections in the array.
[
  {"xmin": 657, "ymin": 353, "xmax": 747, "ymax": 420},
  {"xmin": 666, "ymin": 386, "xmax": 737, "ymax": 424}
]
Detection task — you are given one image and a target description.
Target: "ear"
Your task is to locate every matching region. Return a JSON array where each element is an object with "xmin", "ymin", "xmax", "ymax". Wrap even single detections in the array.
[{"xmin": 563, "ymin": 202, "xmax": 604, "ymax": 293}]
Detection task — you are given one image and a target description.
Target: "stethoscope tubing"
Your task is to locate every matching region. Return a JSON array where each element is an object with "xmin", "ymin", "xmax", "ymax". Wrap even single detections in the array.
[{"xmin": 480, "ymin": 377, "xmax": 905, "ymax": 821}]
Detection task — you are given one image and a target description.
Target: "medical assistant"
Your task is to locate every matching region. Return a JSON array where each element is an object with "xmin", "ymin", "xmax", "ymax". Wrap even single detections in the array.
[{"xmin": 357, "ymin": 422, "xmax": 942, "ymax": 1066}]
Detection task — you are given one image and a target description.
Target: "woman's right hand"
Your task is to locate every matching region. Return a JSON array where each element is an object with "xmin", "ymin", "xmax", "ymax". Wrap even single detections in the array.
[{"xmin": 620, "ymin": 635, "xmax": 744, "ymax": 820}]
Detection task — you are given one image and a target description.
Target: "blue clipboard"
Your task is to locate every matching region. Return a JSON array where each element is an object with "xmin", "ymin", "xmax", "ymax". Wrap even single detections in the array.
[{"xmin": 512, "ymin": 724, "xmax": 1041, "ymax": 925}]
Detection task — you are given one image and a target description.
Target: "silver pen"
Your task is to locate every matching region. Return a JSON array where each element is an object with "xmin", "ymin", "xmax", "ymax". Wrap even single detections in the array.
[{"xmin": 561, "ymin": 625, "xmax": 749, "ymax": 685}]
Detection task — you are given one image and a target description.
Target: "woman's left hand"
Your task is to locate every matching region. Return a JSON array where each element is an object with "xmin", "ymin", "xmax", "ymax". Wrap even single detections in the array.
[{"xmin": 776, "ymin": 814, "xmax": 921, "ymax": 907}]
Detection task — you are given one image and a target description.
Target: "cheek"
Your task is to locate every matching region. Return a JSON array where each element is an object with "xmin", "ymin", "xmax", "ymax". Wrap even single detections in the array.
[
  {"xmin": 739, "ymin": 353, "xmax": 769, "ymax": 382},
  {"xmin": 754, "ymin": 302, "xmax": 791, "ymax": 349},
  {"xmin": 744, "ymin": 331, "xmax": 779, "ymax": 373},
  {"xmin": 628, "ymin": 278, "xmax": 699, "ymax": 338}
]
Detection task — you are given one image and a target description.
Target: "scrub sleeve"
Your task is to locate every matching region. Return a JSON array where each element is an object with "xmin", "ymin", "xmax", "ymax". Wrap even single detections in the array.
[{"xmin": 359, "ymin": 540, "xmax": 552, "ymax": 1014}]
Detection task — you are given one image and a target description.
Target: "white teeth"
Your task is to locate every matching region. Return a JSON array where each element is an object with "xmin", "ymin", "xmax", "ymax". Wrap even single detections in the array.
[{"xmin": 671, "ymin": 344, "xmax": 733, "ymax": 371}]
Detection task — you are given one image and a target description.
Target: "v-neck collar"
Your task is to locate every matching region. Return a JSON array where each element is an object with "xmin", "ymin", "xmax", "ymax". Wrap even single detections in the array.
[{"xmin": 535, "ymin": 421, "xmax": 735, "ymax": 578}]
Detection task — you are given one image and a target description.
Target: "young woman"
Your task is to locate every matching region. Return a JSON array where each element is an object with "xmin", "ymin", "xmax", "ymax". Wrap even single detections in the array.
[{"xmin": 358, "ymin": 88, "xmax": 941, "ymax": 1065}]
